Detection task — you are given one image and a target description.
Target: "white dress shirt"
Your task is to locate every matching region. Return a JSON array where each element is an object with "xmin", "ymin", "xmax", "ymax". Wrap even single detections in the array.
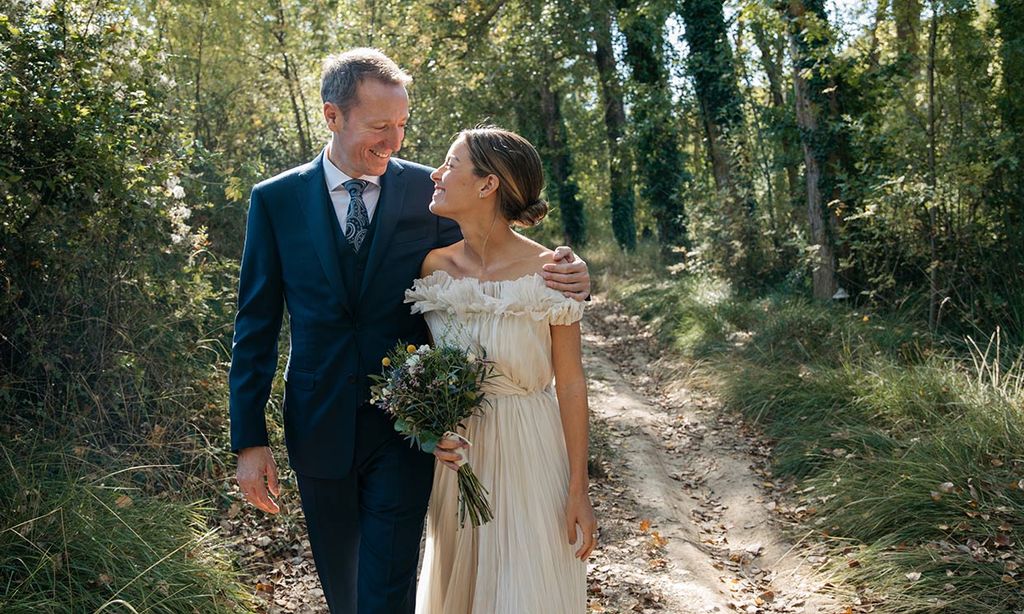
[{"xmin": 322, "ymin": 144, "xmax": 382, "ymax": 230}]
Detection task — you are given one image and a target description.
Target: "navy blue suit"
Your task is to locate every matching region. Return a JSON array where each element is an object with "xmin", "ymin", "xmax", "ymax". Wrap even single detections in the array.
[{"xmin": 229, "ymin": 151, "xmax": 460, "ymax": 613}]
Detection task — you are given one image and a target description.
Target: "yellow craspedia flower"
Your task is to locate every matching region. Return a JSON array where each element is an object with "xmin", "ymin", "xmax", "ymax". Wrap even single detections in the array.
[
  {"xmin": 406, "ymin": 344, "xmax": 417, "ymax": 353},
  {"xmin": 382, "ymin": 357, "xmax": 391, "ymax": 367}
]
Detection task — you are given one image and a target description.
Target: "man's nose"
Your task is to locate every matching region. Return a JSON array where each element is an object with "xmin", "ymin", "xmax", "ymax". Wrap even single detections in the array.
[{"xmin": 386, "ymin": 126, "xmax": 403, "ymax": 152}]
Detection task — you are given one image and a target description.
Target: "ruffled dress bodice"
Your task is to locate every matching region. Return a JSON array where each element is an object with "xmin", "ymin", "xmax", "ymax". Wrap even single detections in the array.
[{"xmin": 405, "ymin": 270, "xmax": 584, "ymax": 396}]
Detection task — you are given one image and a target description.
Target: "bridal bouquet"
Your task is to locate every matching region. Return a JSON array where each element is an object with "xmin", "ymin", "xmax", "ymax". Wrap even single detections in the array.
[{"xmin": 369, "ymin": 342, "xmax": 494, "ymax": 527}]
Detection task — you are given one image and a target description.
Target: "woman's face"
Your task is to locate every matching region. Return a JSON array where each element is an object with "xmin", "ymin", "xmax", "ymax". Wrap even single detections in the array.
[{"xmin": 429, "ymin": 138, "xmax": 490, "ymax": 221}]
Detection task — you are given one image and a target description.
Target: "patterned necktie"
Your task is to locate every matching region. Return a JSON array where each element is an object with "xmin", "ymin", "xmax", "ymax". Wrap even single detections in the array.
[{"xmin": 342, "ymin": 179, "xmax": 370, "ymax": 252}]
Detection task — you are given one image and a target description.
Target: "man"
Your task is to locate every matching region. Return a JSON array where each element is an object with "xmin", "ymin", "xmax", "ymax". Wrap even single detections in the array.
[{"xmin": 229, "ymin": 48, "xmax": 590, "ymax": 614}]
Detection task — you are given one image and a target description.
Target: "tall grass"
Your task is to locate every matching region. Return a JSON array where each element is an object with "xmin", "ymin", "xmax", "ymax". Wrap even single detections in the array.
[
  {"xmin": 604, "ymin": 269, "xmax": 1024, "ymax": 613},
  {"xmin": 0, "ymin": 440, "xmax": 252, "ymax": 614}
]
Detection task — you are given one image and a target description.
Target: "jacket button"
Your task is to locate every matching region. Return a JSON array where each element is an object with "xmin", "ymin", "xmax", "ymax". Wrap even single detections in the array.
[{"xmin": 347, "ymin": 374, "xmax": 357, "ymax": 384}]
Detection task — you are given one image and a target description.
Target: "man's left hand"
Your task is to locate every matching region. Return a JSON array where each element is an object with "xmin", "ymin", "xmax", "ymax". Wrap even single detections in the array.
[{"xmin": 542, "ymin": 246, "xmax": 590, "ymax": 301}]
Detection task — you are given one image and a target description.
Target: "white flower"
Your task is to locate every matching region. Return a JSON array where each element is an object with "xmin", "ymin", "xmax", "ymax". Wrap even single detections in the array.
[
  {"xmin": 169, "ymin": 204, "xmax": 191, "ymax": 221},
  {"xmin": 407, "ymin": 354, "xmax": 421, "ymax": 367},
  {"xmin": 417, "ymin": 344, "xmax": 430, "ymax": 353},
  {"xmin": 466, "ymin": 352, "xmax": 477, "ymax": 363}
]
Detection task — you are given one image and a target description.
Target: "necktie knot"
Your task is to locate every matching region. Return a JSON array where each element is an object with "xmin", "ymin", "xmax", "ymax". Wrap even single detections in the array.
[{"xmin": 344, "ymin": 179, "xmax": 368, "ymax": 198}]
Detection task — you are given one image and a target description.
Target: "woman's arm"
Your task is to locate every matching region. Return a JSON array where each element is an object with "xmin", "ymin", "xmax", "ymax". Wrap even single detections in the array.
[{"xmin": 551, "ymin": 321, "xmax": 597, "ymax": 560}]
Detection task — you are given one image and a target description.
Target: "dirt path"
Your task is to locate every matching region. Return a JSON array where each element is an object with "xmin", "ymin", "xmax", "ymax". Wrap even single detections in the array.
[
  {"xmin": 236, "ymin": 295, "xmax": 840, "ymax": 613},
  {"xmin": 582, "ymin": 296, "xmax": 837, "ymax": 613}
]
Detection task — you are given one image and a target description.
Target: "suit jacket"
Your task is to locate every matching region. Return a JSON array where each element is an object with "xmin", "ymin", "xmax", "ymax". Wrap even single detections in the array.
[{"xmin": 228, "ymin": 151, "xmax": 460, "ymax": 479}]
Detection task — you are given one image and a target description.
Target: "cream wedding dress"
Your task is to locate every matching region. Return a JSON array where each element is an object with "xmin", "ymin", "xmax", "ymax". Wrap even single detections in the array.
[{"xmin": 406, "ymin": 270, "xmax": 587, "ymax": 614}]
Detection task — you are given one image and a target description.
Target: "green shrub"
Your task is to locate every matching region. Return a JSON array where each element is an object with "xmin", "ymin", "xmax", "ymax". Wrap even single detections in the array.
[
  {"xmin": 610, "ymin": 272, "xmax": 1024, "ymax": 613},
  {"xmin": 0, "ymin": 442, "xmax": 251, "ymax": 613},
  {"xmin": 0, "ymin": 3, "xmax": 249, "ymax": 608},
  {"xmin": 0, "ymin": 0, "xmax": 232, "ymax": 474}
]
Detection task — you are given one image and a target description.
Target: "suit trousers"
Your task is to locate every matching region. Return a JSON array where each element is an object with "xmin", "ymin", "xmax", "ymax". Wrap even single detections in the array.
[{"xmin": 296, "ymin": 404, "xmax": 435, "ymax": 614}]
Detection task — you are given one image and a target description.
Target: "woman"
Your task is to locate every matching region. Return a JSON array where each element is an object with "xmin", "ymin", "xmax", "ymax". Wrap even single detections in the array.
[{"xmin": 406, "ymin": 127, "xmax": 597, "ymax": 613}]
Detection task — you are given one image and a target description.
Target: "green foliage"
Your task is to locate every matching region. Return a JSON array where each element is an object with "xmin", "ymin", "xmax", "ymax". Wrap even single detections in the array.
[
  {"xmin": 618, "ymin": 0, "xmax": 690, "ymax": 247},
  {"xmin": 611, "ymin": 272, "xmax": 1024, "ymax": 612},
  {"xmin": 0, "ymin": 0, "xmax": 229, "ymax": 440},
  {"xmin": 996, "ymin": 0, "xmax": 1024, "ymax": 235},
  {"xmin": 833, "ymin": 1, "xmax": 1023, "ymax": 335},
  {"xmin": 680, "ymin": 0, "xmax": 763, "ymax": 280},
  {"xmin": 631, "ymin": 85, "xmax": 692, "ymax": 247},
  {"xmin": 681, "ymin": 0, "xmax": 745, "ymax": 134},
  {"xmin": 0, "ymin": 442, "xmax": 251, "ymax": 614},
  {"xmin": 1, "ymin": 1, "xmax": 245, "ymax": 606}
]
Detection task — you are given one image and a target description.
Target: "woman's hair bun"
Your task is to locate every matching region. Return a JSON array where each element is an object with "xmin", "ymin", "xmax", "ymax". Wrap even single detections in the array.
[{"xmin": 514, "ymin": 197, "xmax": 549, "ymax": 227}]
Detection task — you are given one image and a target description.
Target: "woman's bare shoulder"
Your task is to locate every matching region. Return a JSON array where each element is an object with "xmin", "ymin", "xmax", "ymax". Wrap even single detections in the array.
[
  {"xmin": 420, "ymin": 242, "xmax": 463, "ymax": 277},
  {"xmin": 513, "ymin": 235, "xmax": 557, "ymax": 278}
]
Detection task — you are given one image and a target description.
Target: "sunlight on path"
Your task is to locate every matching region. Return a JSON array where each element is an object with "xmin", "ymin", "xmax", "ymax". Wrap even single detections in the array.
[{"xmin": 582, "ymin": 296, "xmax": 839, "ymax": 613}]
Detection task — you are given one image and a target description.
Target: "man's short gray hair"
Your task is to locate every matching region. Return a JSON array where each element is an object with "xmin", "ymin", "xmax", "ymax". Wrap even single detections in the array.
[{"xmin": 321, "ymin": 48, "xmax": 412, "ymax": 114}]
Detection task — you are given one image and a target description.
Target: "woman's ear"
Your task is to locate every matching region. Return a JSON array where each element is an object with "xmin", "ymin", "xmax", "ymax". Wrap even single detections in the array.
[{"xmin": 478, "ymin": 174, "xmax": 499, "ymax": 198}]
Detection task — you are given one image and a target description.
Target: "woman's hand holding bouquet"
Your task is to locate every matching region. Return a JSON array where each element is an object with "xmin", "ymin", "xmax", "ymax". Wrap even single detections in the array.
[{"xmin": 369, "ymin": 343, "xmax": 494, "ymax": 527}]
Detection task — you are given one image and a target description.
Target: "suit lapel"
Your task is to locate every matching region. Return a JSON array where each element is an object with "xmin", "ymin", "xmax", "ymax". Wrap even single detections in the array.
[
  {"xmin": 360, "ymin": 158, "xmax": 408, "ymax": 299},
  {"xmin": 297, "ymin": 150, "xmax": 351, "ymax": 311}
]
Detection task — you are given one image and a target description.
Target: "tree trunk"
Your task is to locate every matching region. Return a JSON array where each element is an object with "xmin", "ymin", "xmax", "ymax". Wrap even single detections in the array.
[
  {"xmin": 617, "ymin": 0, "xmax": 689, "ymax": 248},
  {"xmin": 867, "ymin": 0, "xmax": 890, "ymax": 64},
  {"xmin": 750, "ymin": 18, "xmax": 801, "ymax": 209},
  {"xmin": 996, "ymin": 0, "xmax": 1024, "ymax": 236},
  {"xmin": 193, "ymin": 4, "xmax": 208, "ymax": 144},
  {"xmin": 538, "ymin": 79, "xmax": 586, "ymax": 246},
  {"xmin": 894, "ymin": 0, "xmax": 922, "ymax": 69},
  {"xmin": 274, "ymin": 2, "xmax": 311, "ymax": 159},
  {"xmin": 894, "ymin": 0, "xmax": 923, "ymax": 121},
  {"xmin": 784, "ymin": 0, "xmax": 839, "ymax": 300},
  {"xmin": 681, "ymin": 0, "xmax": 744, "ymax": 192},
  {"xmin": 589, "ymin": 0, "xmax": 636, "ymax": 249},
  {"xmin": 681, "ymin": 0, "xmax": 757, "ymax": 273},
  {"xmin": 926, "ymin": 1, "xmax": 940, "ymax": 329}
]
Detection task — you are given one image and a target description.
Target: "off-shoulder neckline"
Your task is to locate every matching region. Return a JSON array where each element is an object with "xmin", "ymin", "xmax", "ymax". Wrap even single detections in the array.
[
  {"xmin": 406, "ymin": 268, "xmax": 584, "ymax": 325},
  {"xmin": 418, "ymin": 269, "xmax": 546, "ymax": 287}
]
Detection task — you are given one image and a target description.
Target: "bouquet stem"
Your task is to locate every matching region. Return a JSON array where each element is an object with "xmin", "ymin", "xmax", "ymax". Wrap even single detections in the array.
[{"xmin": 456, "ymin": 464, "xmax": 493, "ymax": 528}]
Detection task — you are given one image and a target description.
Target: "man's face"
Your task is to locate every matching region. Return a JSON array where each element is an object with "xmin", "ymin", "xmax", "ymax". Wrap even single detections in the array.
[{"xmin": 326, "ymin": 79, "xmax": 409, "ymax": 177}]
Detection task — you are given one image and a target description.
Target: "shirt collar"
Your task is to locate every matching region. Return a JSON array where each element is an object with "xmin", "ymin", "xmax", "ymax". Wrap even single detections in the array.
[{"xmin": 322, "ymin": 144, "xmax": 382, "ymax": 192}]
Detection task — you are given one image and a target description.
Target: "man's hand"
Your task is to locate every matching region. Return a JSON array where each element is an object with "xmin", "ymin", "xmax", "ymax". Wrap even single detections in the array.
[
  {"xmin": 236, "ymin": 446, "xmax": 281, "ymax": 514},
  {"xmin": 542, "ymin": 246, "xmax": 590, "ymax": 301}
]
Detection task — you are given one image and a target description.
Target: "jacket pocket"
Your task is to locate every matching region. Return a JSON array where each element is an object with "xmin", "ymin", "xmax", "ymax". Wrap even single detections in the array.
[{"xmin": 286, "ymin": 368, "xmax": 316, "ymax": 390}]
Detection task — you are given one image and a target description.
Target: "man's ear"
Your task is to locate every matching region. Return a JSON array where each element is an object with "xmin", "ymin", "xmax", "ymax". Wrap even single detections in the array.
[{"xmin": 323, "ymin": 102, "xmax": 343, "ymax": 132}]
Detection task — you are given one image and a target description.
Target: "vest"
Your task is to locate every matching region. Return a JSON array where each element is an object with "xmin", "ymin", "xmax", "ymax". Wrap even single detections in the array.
[{"xmin": 330, "ymin": 201, "xmax": 380, "ymax": 315}]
